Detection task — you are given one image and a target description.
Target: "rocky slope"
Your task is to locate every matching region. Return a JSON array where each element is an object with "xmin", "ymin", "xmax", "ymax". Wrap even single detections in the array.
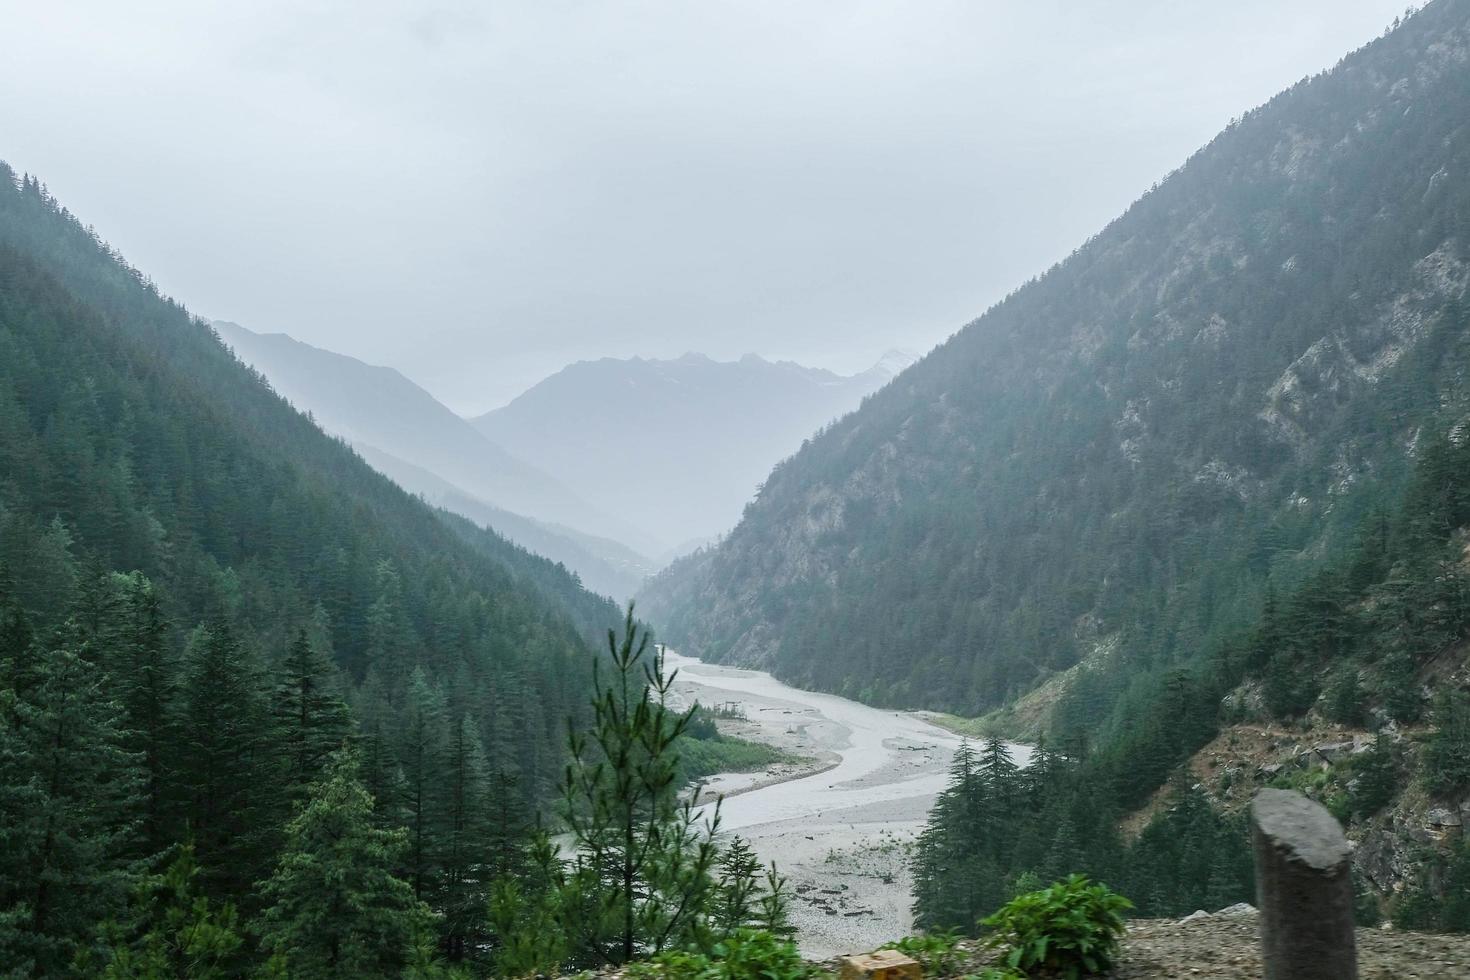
[{"xmin": 641, "ymin": 0, "xmax": 1470, "ymax": 715}]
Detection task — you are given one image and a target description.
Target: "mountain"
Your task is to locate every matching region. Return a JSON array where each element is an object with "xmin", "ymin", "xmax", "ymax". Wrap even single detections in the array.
[
  {"xmin": 213, "ymin": 320, "xmax": 658, "ymax": 555},
  {"xmin": 471, "ymin": 350, "xmax": 915, "ymax": 551},
  {"xmin": 640, "ymin": 0, "xmax": 1470, "ymax": 719},
  {"xmin": 0, "ymin": 164, "xmax": 626, "ymax": 969},
  {"xmin": 354, "ymin": 441, "xmax": 655, "ymax": 600}
]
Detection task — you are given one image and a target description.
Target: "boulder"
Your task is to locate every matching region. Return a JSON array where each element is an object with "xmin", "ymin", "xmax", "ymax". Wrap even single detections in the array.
[
  {"xmin": 1429, "ymin": 806, "xmax": 1462, "ymax": 827},
  {"xmin": 1216, "ymin": 902, "xmax": 1257, "ymax": 917}
]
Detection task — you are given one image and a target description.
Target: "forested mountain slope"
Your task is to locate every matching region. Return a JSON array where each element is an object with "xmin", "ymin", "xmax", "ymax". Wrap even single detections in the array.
[
  {"xmin": 473, "ymin": 351, "xmax": 913, "ymax": 553},
  {"xmin": 642, "ymin": 0, "xmax": 1470, "ymax": 714},
  {"xmin": 214, "ymin": 319, "xmax": 656, "ymax": 555},
  {"xmin": 0, "ymin": 164, "xmax": 620, "ymax": 969},
  {"xmin": 355, "ymin": 441, "xmax": 655, "ymax": 601}
]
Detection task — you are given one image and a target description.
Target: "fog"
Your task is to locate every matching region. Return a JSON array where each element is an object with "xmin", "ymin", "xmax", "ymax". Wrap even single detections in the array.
[{"xmin": 1, "ymin": 1, "xmax": 1409, "ymax": 412}]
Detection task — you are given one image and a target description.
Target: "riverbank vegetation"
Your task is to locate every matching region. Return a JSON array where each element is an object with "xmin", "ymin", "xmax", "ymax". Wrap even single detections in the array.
[{"xmin": 678, "ymin": 707, "xmax": 795, "ymax": 786}]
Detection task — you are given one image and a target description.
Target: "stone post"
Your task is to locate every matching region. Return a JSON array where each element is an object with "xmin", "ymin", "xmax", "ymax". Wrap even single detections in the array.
[{"xmin": 1250, "ymin": 788, "xmax": 1358, "ymax": 980}]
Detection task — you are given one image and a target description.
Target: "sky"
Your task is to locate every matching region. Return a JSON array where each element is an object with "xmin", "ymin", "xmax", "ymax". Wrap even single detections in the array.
[{"xmin": 1, "ymin": 1, "xmax": 1413, "ymax": 414}]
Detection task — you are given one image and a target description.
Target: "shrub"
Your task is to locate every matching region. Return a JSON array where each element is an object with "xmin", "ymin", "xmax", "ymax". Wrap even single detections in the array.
[
  {"xmin": 623, "ymin": 929, "xmax": 812, "ymax": 980},
  {"xmin": 981, "ymin": 875, "xmax": 1132, "ymax": 980},
  {"xmin": 882, "ymin": 928, "xmax": 963, "ymax": 975}
]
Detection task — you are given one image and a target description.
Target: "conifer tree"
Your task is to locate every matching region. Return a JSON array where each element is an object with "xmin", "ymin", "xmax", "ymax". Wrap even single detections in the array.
[
  {"xmin": 92, "ymin": 843, "xmax": 243, "ymax": 979},
  {"xmin": 0, "ymin": 570, "xmax": 35, "ymax": 699},
  {"xmin": 712, "ymin": 836, "xmax": 763, "ymax": 934},
  {"xmin": 441, "ymin": 714, "xmax": 491, "ymax": 961},
  {"xmin": 0, "ymin": 642, "xmax": 142, "ymax": 974},
  {"xmin": 108, "ymin": 572, "xmax": 176, "ymax": 854},
  {"xmin": 271, "ymin": 628, "xmax": 353, "ymax": 806},
  {"xmin": 172, "ymin": 623, "xmax": 274, "ymax": 900},
  {"xmin": 486, "ymin": 769, "xmax": 531, "ymax": 881},
  {"xmin": 558, "ymin": 606, "xmax": 721, "ymax": 965},
  {"xmin": 254, "ymin": 752, "xmax": 432, "ymax": 980},
  {"xmin": 353, "ymin": 670, "xmax": 408, "ymax": 830},
  {"xmin": 399, "ymin": 667, "xmax": 449, "ymax": 902}
]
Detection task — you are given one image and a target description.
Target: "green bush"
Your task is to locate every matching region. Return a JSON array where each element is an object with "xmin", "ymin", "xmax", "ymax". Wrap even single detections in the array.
[
  {"xmin": 882, "ymin": 928, "xmax": 963, "ymax": 975},
  {"xmin": 623, "ymin": 930, "xmax": 812, "ymax": 980},
  {"xmin": 981, "ymin": 875, "xmax": 1132, "ymax": 980}
]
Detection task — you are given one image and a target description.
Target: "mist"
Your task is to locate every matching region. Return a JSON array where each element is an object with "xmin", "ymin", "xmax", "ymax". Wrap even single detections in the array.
[{"xmin": 2, "ymin": 1, "xmax": 1407, "ymax": 411}]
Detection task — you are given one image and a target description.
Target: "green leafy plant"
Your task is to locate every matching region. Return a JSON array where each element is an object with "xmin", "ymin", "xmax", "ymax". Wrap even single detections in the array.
[
  {"xmin": 981, "ymin": 875, "xmax": 1131, "ymax": 980},
  {"xmin": 622, "ymin": 929, "xmax": 812, "ymax": 980},
  {"xmin": 882, "ymin": 928, "xmax": 964, "ymax": 975}
]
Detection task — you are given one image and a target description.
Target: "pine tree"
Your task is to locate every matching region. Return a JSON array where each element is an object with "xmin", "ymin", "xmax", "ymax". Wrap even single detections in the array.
[
  {"xmin": 254, "ymin": 752, "xmax": 432, "ymax": 979},
  {"xmin": 1426, "ymin": 688, "xmax": 1470, "ymax": 798},
  {"xmin": 712, "ymin": 836, "xmax": 763, "ymax": 934},
  {"xmin": 92, "ymin": 843, "xmax": 243, "ymax": 979},
  {"xmin": 977, "ymin": 736, "xmax": 1020, "ymax": 863},
  {"xmin": 271, "ymin": 628, "xmax": 353, "ymax": 807},
  {"xmin": 399, "ymin": 667, "xmax": 449, "ymax": 903},
  {"xmin": 353, "ymin": 670, "xmax": 409, "ymax": 830},
  {"xmin": 108, "ymin": 572, "xmax": 176, "ymax": 854},
  {"xmin": 172, "ymin": 623, "xmax": 274, "ymax": 901},
  {"xmin": 0, "ymin": 570, "xmax": 35, "ymax": 700},
  {"xmin": 0, "ymin": 642, "xmax": 142, "ymax": 974},
  {"xmin": 488, "ymin": 834, "xmax": 570, "ymax": 977},
  {"xmin": 486, "ymin": 769, "xmax": 531, "ymax": 881},
  {"xmin": 441, "ymin": 714, "xmax": 491, "ymax": 962},
  {"xmin": 709, "ymin": 835, "xmax": 789, "ymax": 938},
  {"xmin": 558, "ymin": 606, "xmax": 720, "ymax": 965},
  {"xmin": 912, "ymin": 740, "xmax": 1006, "ymax": 932}
]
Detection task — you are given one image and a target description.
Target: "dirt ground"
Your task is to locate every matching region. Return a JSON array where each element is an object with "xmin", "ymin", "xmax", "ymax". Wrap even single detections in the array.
[{"xmin": 934, "ymin": 908, "xmax": 1470, "ymax": 979}]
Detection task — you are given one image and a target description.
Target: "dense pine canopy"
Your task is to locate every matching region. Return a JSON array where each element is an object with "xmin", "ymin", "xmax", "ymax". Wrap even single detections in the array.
[{"xmin": 0, "ymin": 163, "xmax": 624, "ymax": 972}]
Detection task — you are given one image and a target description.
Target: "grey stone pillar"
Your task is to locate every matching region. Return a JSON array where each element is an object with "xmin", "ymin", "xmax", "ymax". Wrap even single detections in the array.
[{"xmin": 1250, "ymin": 788, "xmax": 1358, "ymax": 980}]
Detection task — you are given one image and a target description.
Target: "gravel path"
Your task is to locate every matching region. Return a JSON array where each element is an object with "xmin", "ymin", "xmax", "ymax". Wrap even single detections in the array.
[{"xmin": 1111, "ymin": 914, "xmax": 1470, "ymax": 980}]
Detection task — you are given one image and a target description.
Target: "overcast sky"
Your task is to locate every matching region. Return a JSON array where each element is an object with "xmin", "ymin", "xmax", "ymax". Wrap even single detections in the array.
[{"xmin": 2, "ymin": 1, "xmax": 1411, "ymax": 414}]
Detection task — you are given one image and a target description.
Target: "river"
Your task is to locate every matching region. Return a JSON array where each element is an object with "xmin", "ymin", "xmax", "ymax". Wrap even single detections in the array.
[{"xmin": 663, "ymin": 650, "xmax": 1030, "ymax": 958}]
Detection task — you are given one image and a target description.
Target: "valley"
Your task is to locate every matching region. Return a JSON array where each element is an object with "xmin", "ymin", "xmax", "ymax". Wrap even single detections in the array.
[
  {"xmin": 7, "ymin": 1, "xmax": 1470, "ymax": 976},
  {"xmin": 664, "ymin": 650, "xmax": 1030, "ymax": 957}
]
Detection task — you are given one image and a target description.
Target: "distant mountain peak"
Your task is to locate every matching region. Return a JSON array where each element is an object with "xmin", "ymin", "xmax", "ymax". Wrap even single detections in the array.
[
  {"xmin": 871, "ymin": 348, "xmax": 920, "ymax": 376},
  {"xmin": 472, "ymin": 348, "xmax": 900, "ymax": 546},
  {"xmin": 212, "ymin": 318, "xmax": 655, "ymax": 554}
]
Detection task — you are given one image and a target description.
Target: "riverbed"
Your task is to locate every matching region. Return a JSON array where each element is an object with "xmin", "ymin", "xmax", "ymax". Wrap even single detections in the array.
[{"xmin": 664, "ymin": 650, "xmax": 1030, "ymax": 959}]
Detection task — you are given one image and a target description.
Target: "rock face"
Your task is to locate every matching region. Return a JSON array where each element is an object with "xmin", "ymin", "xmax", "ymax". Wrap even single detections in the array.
[{"xmin": 1251, "ymin": 789, "xmax": 1357, "ymax": 980}]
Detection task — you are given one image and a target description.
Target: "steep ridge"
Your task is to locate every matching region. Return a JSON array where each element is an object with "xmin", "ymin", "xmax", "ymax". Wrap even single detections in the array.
[
  {"xmin": 641, "ymin": 0, "xmax": 1470, "ymax": 715},
  {"xmin": 213, "ymin": 319, "xmax": 658, "ymax": 555},
  {"xmin": 354, "ymin": 441, "xmax": 655, "ymax": 601},
  {"xmin": 473, "ymin": 351, "xmax": 914, "ymax": 551},
  {"xmin": 0, "ymin": 164, "xmax": 618, "ymax": 806}
]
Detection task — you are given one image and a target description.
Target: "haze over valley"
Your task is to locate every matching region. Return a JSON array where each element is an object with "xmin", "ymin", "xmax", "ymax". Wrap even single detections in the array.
[
  {"xmin": 10, "ymin": 3, "xmax": 1470, "ymax": 978},
  {"xmin": 219, "ymin": 318, "xmax": 912, "ymax": 597}
]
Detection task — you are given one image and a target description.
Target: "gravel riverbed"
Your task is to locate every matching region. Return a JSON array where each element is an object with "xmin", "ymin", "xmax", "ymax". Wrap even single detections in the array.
[{"xmin": 664, "ymin": 650, "xmax": 1028, "ymax": 959}]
